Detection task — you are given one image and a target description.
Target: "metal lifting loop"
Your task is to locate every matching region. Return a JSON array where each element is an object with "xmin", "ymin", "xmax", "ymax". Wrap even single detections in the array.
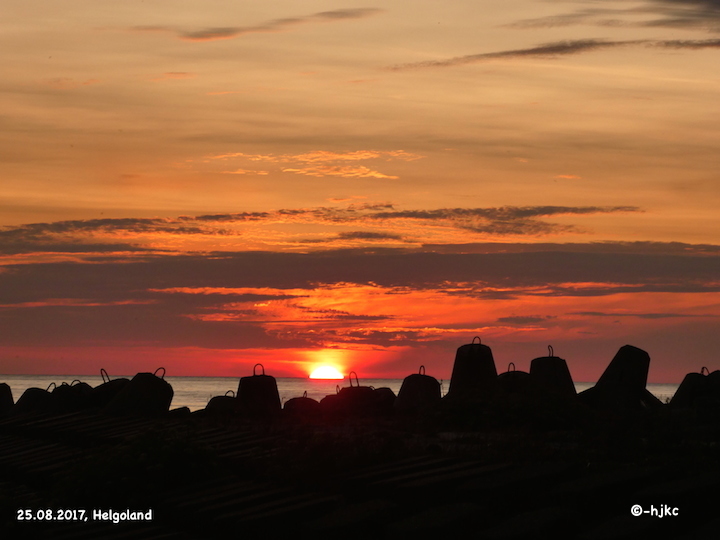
[
  {"xmin": 253, "ymin": 363, "xmax": 265, "ymax": 376},
  {"xmin": 71, "ymin": 379, "xmax": 81, "ymax": 386},
  {"xmin": 702, "ymin": 366, "xmax": 710, "ymax": 376},
  {"xmin": 508, "ymin": 362, "xmax": 516, "ymax": 372},
  {"xmin": 46, "ymin": 382, "xmax": 56, "ymax": 392},
  {"xmin": 100, "ymin": 368, "xmax": 110, "ymax": 384},
  {"xmin": 154, "ymin": 367, "xmax": 166, "ymax": 379},
  {"xmin": 548, "ymin": 345, "xmax": 554, "ymax": 357},
  {"xmin": 472, "ymin": 336, "xmax": 481, "ymax": 345},
  {"xmin": 303, "ymin": 390, "xmax": 307, "ymax": 398},
  {"xmin": 225, "ymin": 390, "xmax": 235, "ymax": 397},
  {"xmin": 419, "ymin": 365, "xmax": 426, "ymax": 375},
  {"xmin": 349, "ymin": 371, "xmax": 359, "ymax": 387}
]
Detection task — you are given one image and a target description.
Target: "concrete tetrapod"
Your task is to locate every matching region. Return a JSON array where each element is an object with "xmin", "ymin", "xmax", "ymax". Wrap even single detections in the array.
[
  {"xmin": 103, "ymin": 368, "xmax": 174, "ymax": 417},
  {"xmin": 0, "ymin": 383, "xmax": 14, "ymax": 416},
  {"xmin": 395, "ymin": 365, "xmax": 441, "ymax": 414},
  {"xmin": 89, "ymin": 369, "xmax": 130, "ymax": 409},
  {"xmin": 578, "ymin": 345, "xmax": 662, "ymax": 413},
  {"xmin": 284, "ymin": 390, "xmax": 321, "ymax": 420},
  {"xmin": 52, "ymin": 379, "xmax": 93, "ymax": 413},
  {"xmin": 446, "ymin": 337, "xmax": 498, "ymax": 402},
  {"xmin": 670, "ymin": 367, "xmax": 709, "ymax": 410},
  {"xmin": 205, "ymin": 390, "xmax": 239, "ymax": 416},
  {"xmin": 237, "ymin": 363, "xmax": 281, "ymax": 418},
  {"xmin": 529, "ymin": 346, "xmax": 576, "ymax": 400},
  {"xmin": 11, "ymin": 383, "xmax": 56, "ymax": 416}
]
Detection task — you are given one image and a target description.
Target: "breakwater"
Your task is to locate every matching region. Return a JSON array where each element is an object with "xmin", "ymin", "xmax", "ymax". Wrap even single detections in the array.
[{"xmin": 1, "ymin": 342, "xmax": 719, "ymax": 539}]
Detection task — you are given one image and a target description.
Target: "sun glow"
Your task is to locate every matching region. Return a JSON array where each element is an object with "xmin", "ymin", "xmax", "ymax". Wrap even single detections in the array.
[{"xmin": 309, "ymin": 365, "xmax": 345, "ymax": 379}]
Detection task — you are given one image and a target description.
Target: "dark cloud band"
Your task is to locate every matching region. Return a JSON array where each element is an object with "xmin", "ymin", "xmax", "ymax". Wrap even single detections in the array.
[
  {"xmin": 388, "ymin": 36, "xmax": 720, "ymax": 71},
  {"xmin": 388, "ymin": 39, "xmax": 647, "ymax": 70}
]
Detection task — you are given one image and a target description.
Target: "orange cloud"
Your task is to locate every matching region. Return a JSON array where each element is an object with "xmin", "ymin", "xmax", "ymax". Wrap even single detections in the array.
[
  {"xmin": 221, "ymin": 169, "xmax": 269, "ymax": 175},
  {"xmin": 154, "ymin": 282, "xmax": 673, "ymax": 351},
  {"xmin": 290, "ymin": 150, "xmax": 423, "ymax": 162},
  {"xmin": 208, "ymin": 152, "xmax": 277, "ymax": 162},
  {"xmin": 206, "ymin": 150, "xmax": 424, "ymax": 163},
  {"xmin": 199, "ymin": 149, "xmax": 423, "ymax": 180},
  {"xmin": 282, "ymin": 166, "xmax": 399, "ymax": 179}
]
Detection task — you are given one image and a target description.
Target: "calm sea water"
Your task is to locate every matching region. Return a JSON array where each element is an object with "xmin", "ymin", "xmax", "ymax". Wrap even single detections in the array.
[{"xmin": 0, "ymin": 374, "xmax": 679, "ymax": 412}]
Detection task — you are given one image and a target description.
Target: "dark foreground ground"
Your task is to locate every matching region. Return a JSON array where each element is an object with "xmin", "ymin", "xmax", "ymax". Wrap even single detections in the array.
[{"xmin": 2, "ymin": 401, "xmax": 720, "ymax": 540}]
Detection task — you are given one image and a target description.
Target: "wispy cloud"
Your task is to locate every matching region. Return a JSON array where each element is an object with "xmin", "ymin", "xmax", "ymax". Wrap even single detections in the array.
[
  {"xmin": 365, "ymin": 205, "xmax": 639, "ymax": 235},
  {"xmin": 388, "ymin": 33, "xmax": 720, "ymax": 71},
  {"xmin": 206, "ymin": 150, "xmax": 424, "ymax": 163},
  {"xmin": 289, "ymin": 150, "xmax": 423, "ymax": 162},
  {"xmin": 657, "ymin": 38, "xmax": 720, "ymax": 48},
  {"xmin": 507, "ymin": 11, "xmax": 605, "ymax": 29},
  {"xmin": 508, "ymin": 0, "xmax": 720, "ymax": 32},
  {"xmin": 202, "ymin": 149, "xmax": 423, "ymax": 180},
  {"xmin": 0, "ymin": 217, "xmax": 218, "ymax": 237},
  {"xmin": 299, "ymin": 231, "xmax": 405, "ymax": 244},
  {"xmin": 134, "ymin": 8, "xmax": 383, "ymax": 42},
  {"xmin": 0, "ymin": 218, "xmax": 230, "ymax": 255},
  {"xmin": 388, "ymin": 39, "xmax": 645, "ymax": 70},
  {"xmin": 221, "ymin": 169, "xmax": 269, "ymax": 175},
  {"xmin": 184, "ymin": 204, "xmax": 640, "ymax": 237},
  {"xmin": 282, "ymin": 165, "xmax": 398, "ymax": 179}
]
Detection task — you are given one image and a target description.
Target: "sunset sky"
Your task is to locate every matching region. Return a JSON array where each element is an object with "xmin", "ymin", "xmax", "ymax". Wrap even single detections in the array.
[{"xmin": 2, "ymin": 0, "xmax": 719, "ymax": 382}]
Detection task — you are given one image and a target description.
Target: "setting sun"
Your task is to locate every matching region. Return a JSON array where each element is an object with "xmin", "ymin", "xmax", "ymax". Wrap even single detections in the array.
[{"xmin": 309, "ymin": 366, "xmax": 345, "ymax": 379}]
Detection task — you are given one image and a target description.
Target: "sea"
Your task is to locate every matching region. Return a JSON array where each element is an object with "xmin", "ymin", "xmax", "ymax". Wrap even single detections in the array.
[{"xmin": 0, "ymin": 375, "xmax": 680, "ymax": 412}]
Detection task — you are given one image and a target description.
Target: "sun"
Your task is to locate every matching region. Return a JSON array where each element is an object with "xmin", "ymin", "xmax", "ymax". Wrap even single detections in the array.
[{"xmin": 309, "ymin": 365, "xmax": 345, "ymax": 379}]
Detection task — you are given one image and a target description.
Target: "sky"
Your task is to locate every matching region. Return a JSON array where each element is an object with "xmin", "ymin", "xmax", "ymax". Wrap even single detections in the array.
[{"xmin": 1, "ymin": 0, "xmax": 719, "ymax": 382}]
